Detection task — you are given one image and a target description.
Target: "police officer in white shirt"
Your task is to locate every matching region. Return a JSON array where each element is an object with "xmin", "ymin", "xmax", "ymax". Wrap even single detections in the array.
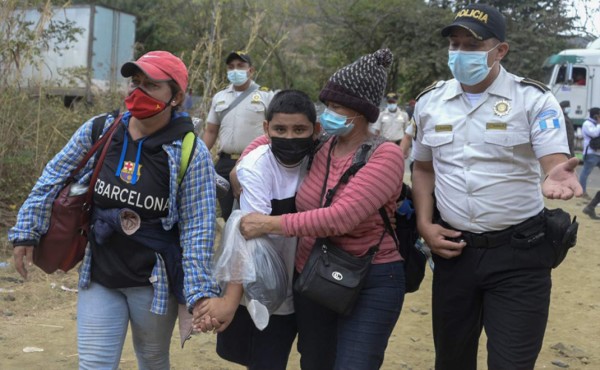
[
  {"xmin": 202, "ymin": 51, "xmax": 274, "ymax": 220},
  {"xmin": 372, "ymin": 92, "xmax": 409, "ymax": 144},
  {"xmin": 411, "ymin": 4, "xmax": 582, "ymax": 370}
]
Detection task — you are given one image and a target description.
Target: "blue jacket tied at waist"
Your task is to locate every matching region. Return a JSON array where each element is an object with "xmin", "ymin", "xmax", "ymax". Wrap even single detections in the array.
[{"xmin": 92, "ymin": 208, "xmax": 185, "ymax": 304}]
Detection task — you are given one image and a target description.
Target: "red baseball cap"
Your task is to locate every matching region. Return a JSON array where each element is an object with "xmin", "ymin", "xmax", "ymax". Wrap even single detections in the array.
[{"xmin": 121, "ymin": 51, "xmax": 188, "ymax": 92}]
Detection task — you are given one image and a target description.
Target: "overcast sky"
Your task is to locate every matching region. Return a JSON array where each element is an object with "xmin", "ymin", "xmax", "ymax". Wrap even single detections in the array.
[{"xmin": 571, "ymin": 0, "xmax": 600, "ymax": 38}]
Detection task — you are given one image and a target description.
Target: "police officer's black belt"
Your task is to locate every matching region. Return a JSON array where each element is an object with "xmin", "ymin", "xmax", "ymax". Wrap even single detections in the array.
[{"xmin": 440, "ymin": 211, "xmax": 545, "ymax": 249}]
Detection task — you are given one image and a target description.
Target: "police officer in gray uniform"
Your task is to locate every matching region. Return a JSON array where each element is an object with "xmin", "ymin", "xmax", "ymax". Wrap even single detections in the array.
[
  {"xmin": 202, "ymin": 51, "xmax": 273, "ymax": 220},
  {"xmin": 411, "ymin": 4, "xmax": 582, "ymax": 369}
]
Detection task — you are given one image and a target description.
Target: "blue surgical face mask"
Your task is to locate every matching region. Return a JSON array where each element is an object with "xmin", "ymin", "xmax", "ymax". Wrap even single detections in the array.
[
  {"xmin": 564, "ymin": 107, "xmax": 571, "ymax": 115},
  {"xmin": 447, "ymin": 44, "xmax": 499, "ymax": 86},
  {"xmin": 319, "ymin": 108, "xmax": 356, "ymax": 136},
  {"xmin": 387, "ymin": 103, "xmax": 398, "ymax": 111},
  {"xmin": 227, "ymin": 69, "xmax": 249, "ymax": 86}
]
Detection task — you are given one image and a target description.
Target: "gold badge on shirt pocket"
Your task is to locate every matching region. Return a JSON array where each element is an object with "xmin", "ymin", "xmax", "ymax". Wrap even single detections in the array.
[
  {"xmin": 493, "ymin": 100, "xmax": 511, "ymax": 116},
  {"xmin": 251, "ymin": 93, "xmax": 262, "ymax": 104}
]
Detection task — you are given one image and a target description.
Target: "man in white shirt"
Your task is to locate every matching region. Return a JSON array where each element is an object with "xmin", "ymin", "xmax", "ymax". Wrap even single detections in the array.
[
  {"xmin": 372, "ymin": 92, "xmax": 408, "ymax": 144},
  {"xmin": 202, "ymin": 51, "xmax": 274, "ymax": 220}
]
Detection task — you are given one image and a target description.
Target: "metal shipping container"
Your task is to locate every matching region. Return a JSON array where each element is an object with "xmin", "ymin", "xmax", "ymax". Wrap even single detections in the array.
[{"xmin": 20, "ymin": 4, "xmax": 136, "ymax": 105}]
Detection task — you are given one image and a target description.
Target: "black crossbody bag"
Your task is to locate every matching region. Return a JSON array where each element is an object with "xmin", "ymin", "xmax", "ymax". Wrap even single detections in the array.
[{"xmin": 294, "ymin": 140, "xmax": 385, "ymax": 315}]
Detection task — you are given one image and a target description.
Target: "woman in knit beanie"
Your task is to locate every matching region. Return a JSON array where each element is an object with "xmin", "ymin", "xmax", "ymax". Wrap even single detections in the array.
[{"xmin": 238, "ymin": 49, "xmax": 406, "ymax": 369}]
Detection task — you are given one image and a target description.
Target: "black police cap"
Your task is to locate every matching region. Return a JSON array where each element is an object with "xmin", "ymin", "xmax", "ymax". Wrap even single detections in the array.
[
  {"xmin": 225, "ymin": 51, "xmax": 252, "ymax": 66},
  {"xmin": 441, "ymin": 4, "xmax": 506, "ymax": 42}
]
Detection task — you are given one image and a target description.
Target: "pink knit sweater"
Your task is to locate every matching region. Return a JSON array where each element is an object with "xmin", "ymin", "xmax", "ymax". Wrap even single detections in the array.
[{"xmin": 242, "ymin": 135, "xmax": 404, "ymax": 271}]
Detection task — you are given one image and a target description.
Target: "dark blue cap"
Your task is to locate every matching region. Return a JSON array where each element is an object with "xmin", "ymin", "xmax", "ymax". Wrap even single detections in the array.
[{"xmin": 441, "ymin": 4, "xmax": 506, "ymax": 42}]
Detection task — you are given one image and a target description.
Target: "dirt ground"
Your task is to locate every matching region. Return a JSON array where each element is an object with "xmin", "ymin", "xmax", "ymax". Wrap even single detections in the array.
[{"xmin": 1, "ymin": 196, "xmax": 599, "ymax": 370}]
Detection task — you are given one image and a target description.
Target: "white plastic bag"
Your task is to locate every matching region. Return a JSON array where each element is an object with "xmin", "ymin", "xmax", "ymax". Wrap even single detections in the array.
[
  {"xmin": 213, "ymin": 211, "xmax": 255, "ymax": 284},
  {"xmin": 212, "ymin": 210, "xmax": 289, "ymax": 330},
  {"xmin": 243, "ymin": 236, "xmax": 288, "ymax": 328}
]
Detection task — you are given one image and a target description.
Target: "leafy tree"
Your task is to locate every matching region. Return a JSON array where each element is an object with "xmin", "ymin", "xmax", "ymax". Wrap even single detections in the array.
[
  {"xmin": 59, "ymin": 0, "xmax": 585, "ymax": 102},
  {"xmin": 1, "ymin": 0, "xmax": 82, "ymax": 87},
  {"xmin": 310, "ymin": 0, "xmax": 453, "ymax": 101}
]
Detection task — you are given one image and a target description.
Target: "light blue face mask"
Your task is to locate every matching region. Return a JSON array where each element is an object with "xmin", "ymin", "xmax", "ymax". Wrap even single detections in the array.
[
  {"xmin": 320, "ymin": 108, "xmax": 356, "ymax": 136},
  {"xmin": 387, "ymin": 103, "xmax": 398, "ymax": 111},
  {"xmin": 447, "ymin": 44, "xmax": 499, "ymax": 86},
  {"xmin": 227, "ymin": 69, "xmax": 249, "ymax": 86}
]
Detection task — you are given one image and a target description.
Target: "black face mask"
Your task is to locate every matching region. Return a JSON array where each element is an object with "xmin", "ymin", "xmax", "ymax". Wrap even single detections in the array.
[{"xmin": 270, "ymin": 136, "xmax": 314, "ymax": 166}]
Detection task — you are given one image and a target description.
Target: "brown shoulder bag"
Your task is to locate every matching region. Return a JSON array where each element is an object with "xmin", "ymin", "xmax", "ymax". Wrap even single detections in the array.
[{"xmin": 34, "ymin": 116, "xmax": 120, "ymax": 273}]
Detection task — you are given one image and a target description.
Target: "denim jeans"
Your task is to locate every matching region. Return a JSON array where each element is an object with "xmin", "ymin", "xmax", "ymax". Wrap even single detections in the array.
[
  {"xmin": 77, "ymin": 282, "xmax": 178, "ymax": 370},
  {"xmin": 294, "ymin": 261, "xmax": 405, "ymax": 370},
  {"xmin": 579, "ymin": 153, "xmax": 600, "ymax": 193}
]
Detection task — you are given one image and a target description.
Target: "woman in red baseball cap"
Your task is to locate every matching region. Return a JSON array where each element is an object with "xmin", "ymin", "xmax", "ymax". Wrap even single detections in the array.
[{"xmin": 10, "ymin": 51, "xmax": 221, "ymax": 369}]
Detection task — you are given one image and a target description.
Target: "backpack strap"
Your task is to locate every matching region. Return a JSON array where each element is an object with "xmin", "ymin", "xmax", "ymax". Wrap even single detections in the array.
[
  {"xmin": 379, "ymin": 207, "xmax": 400, "ymax": 246},
  {"xmin": 91, "ymin": 110, "xmax": 120, "ymax": 167},
  {"xmin": 177, "ymin": 131, "xmax": 197, "ymax": 185},
  {"xmin": 339, "ymin": 136, "xmax": 387, "ymax": 183},
  {"xmin": 91, "ymin": 109, "xmax": 120, "ymax": 144},
  {"xmin": 307, "ymin": 132, "xmax": 332, "ymax": 171},
  {"xmin": 216, "ymin": 82, "xmax": 260, "ymax": 124},
  {"xmin": 322, "ymin": 137, "xmax": 387, "ymax": 205},
  {"xmin": 308, "ymin": 133, "xmax": 386, "ymax": 171},
  {"xmin": 352, "ymin": 135, "xmax": 386, "ymax": 165},
  {"xmin": 319, "ymin": 139, "xmax": 387, "ymax": 251},
  {"xmin": 91, "ymin": 117, "xmax": 105, "ymax": 144}
]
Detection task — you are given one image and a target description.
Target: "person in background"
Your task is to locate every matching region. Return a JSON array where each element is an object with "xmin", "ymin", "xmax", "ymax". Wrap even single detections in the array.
[
  {"xmin": 202, "ymin": 51, "xmax": 274, "ymax": 221},
  {"xmin": 582, "ymin": 190, "xmax": 600, "ymax": 219},
  {"xmin": 237, "ymin": 49, "xmax": 405, "ymax": 370},
  {"xmin": 578, "ymin": 107, "xmax": 600, "ymax": 198},
  {"xmin": 195, "ymin": 89, "xmax": 317, "ymax": 370},
  {"xmin": 406, "ymin": 99, "xmax": 416, "ymax": 120},
  {"xmin": 412, "ymin": 4, "xmax": 581, "ymax": 369},
  {"xmin": 372, "ymin": 92, "xmax": 409, "ymax": 145},
  {"xmin": 573, "ymin": 71, "xmax": 586, "ymax": 86},
  {"xmin": 559, "ymin": 100, "xmax": 576, "ymax": 158},
  {"xmin": 9, "ymin": 51, "xmax": 220, "ymax": 369}
]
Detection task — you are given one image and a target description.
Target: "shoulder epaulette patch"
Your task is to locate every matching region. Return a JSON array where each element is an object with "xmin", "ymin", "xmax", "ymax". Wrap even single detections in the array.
[
  {"xmin": 520, "ymin": 78, "xmax": 549, "ymax": 92},
  {"xmin": 416, "ymin": 81, "xmax": 440, "ymax": 101},
  {"xmin": 259, "ymin": 86, "xmax": 270, "ymax": 92}
]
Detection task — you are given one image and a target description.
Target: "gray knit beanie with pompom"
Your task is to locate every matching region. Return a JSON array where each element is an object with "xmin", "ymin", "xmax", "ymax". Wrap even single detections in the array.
[{"xmin": 319, "ymin": 48, "xmax": 393, "ymax": 123}]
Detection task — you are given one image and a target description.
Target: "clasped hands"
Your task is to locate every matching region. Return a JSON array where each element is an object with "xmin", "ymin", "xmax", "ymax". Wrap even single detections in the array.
[{"xmin": 192, "ymin": 295, "xmax": 238, "ymax": 334}]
